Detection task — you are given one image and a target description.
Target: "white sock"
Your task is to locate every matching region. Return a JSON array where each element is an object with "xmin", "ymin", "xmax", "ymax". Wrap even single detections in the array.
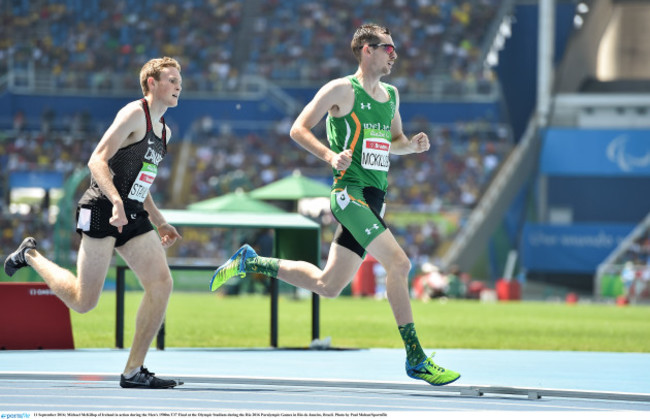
[{"xmin": 123, "ymin": 366, "xmax": 141, "ymax": 379}]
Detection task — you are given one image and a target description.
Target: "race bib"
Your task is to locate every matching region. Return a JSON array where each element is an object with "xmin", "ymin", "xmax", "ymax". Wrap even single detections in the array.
[
  {"xmin": 360, "ymin": 130, "xmax": 390, "ymax": 172},
  {"xmin": 128, "ymin": 162, "xmax": 157, "ymax": 202}
]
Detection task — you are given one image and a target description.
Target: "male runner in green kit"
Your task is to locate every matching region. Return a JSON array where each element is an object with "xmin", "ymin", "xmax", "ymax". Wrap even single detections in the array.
[{"xmin": 210, "ymin": 23, "xmax": 460, "ymax": 386}]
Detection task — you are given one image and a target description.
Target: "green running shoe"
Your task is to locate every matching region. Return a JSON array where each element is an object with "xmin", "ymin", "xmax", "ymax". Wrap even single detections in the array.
[
  {"xmin": 209, "ymin": 244, "xmax": 257, "ymax": 291},
  {"xmin": 406, "ymin": 353, "xmax": 460, "ymax": 386}
]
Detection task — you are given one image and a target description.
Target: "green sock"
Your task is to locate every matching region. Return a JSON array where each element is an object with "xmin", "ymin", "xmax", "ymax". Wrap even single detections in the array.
[
  {"xmin": 398, "ymin": 323, "xmax": 427, "ymax": 366},
  {"xmin": 245, "ymin": 256, "xmax": 280, "ymax": 278}
]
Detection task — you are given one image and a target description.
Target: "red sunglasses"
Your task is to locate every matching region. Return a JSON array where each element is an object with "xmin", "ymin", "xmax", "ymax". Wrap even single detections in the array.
[{"xmin": 368, "ymin": 43, "xmax": 396, "ymax": 55}]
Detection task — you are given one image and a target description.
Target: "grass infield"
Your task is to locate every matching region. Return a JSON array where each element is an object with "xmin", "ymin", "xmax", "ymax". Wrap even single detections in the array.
[{"xmin": 70, "ymin": 292, "xmax": 650, "ymax": 352}]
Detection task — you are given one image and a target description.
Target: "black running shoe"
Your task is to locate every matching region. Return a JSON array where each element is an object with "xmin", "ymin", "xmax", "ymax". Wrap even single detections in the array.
[
  {"xmin": 4, "ymin": 237, "xmax": 37, "ymax": 277},
  {"xmin": 119, "ymin": 366, "xmax": 183, "ymax": 389}
]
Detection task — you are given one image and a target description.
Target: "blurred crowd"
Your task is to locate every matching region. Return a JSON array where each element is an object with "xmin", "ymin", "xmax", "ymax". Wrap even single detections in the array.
[
  {"xmin": 248, "ymin": 0, "xmax": 498, "ymax": 94},
  {"xmin": 2, "ymin": 0, "xmax": 242, "ymax": 92},
  {"xmin": 622, "ymin": 231, "xmax": 650, "ymax": 267},
  {"xmin": 2, "ymin": 0, "xmax": 500, "ymax": 95},
  {"xmin": 617, "ymin": 230, "xmax": 650, "ymax": 302}
]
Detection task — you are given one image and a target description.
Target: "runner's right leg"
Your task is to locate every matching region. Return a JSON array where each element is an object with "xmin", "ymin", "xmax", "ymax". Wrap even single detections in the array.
[
  {"xmin": 366, "ymin": 229, "xmax": 460, "ymax": 386},
  {"xmin": 115, "ymin": 230, "xmax": 174, "ymax": 376}
]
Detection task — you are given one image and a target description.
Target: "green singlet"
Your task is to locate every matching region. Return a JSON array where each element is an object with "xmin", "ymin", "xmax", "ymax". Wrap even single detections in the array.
[{"xmin": 327, "ymin": 76, "xmax": 397, "ymax": 191}]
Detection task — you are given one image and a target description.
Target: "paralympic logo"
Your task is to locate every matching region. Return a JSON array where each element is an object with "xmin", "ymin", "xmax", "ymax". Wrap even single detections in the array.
[{"xmin": 606, "ymin": 135, "xmax": 650, "ymax": 172}]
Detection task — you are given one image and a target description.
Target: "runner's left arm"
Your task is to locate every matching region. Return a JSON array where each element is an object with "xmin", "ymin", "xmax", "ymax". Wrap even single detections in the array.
[
  {"xmin": 144, "ymin": 194, "xmax": 182, "ymax": 248},
  {"xmin": 143, "ymin": 122, "xmax": 181, "ymax": 248},
  {"xmin": 389, "ymin": 87, "xmax": 430, "ymax": 155}
]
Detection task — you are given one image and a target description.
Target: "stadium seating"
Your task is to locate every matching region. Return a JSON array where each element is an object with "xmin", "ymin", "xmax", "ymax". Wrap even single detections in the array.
[{"xmin": 2, "ymin": 0, "xmax": 499, "ymax": 94}]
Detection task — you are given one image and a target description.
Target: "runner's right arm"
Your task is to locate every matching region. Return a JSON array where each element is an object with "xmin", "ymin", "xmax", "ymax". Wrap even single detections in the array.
[{"xmin": 290, "ymin": 79, "xmax": 353, "ymax": 171}]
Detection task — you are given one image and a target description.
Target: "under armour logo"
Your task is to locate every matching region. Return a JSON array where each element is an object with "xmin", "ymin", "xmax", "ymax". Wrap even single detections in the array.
[
  {"xmin": 365, "ymin": 224, "xmax": 379, "ymax": 235},
  {"xmin": 360, "ymin": 103, "xmax": 371, "ymax": 110}
]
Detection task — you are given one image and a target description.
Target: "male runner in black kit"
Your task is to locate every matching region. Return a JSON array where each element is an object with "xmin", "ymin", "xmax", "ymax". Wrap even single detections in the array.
[{"xmin": 4, "ymin": 57, "xmax": 183, "ymax": 389}]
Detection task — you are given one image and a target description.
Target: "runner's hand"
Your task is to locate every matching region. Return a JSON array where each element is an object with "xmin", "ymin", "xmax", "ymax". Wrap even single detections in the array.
[
  {"xmin": 410, "ymin": 132, "xmax": 430, "ymax": 153},
  {"xmin": 109, "ymin": 201, "xmax": 128, "ymax": 233},
  {"xmin": 331, "ymin": 149, "xmax": 353, "ymax": 171},
  {"xmin": 158, "ymin": 223, "xmax": 182, "ymax": 248}
]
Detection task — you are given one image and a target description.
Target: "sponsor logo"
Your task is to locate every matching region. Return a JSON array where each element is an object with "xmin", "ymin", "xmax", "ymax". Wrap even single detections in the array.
[
  {"xmin": 365, "ymin": 140, "xmax": 390, "ymax": 152},
  {"xmin": 365, "ymin": 224, "xmax": 380, "ymax": 235},
  {"xmin": 360, "ymin": 103, "xmax": 371, "ymax": 110},
  {"xmin": 139, "ymin": 173, "xmax": 155, "ymax": 184},
  {"xmin": 148, "ymin": 138, "xmax": 155, "ymax": 145}
]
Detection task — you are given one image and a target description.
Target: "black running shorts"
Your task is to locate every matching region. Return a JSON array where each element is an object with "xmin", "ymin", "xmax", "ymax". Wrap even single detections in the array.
[{"xmin": 75, "ymin": 201, "xmax": 153, "ymax": 247}]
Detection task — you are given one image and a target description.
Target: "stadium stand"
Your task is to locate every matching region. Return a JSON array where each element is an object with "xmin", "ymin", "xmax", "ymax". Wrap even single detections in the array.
[
  {"xmin": 245, "ymin": 0, "xmax": 499, "ymax": 95},
  {"xmin": 1, "ymin": 0, "xmax": 500, "ymax": 95}
]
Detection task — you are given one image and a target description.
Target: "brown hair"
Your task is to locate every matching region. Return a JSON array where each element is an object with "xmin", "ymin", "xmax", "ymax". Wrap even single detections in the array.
[
  {"xmin": 350, "ymin": 23, "xmax": 391, "ymax": 62},
  {"xmin": 139, "ymin": 57, "xmax": 181, "ymax": 95}
]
